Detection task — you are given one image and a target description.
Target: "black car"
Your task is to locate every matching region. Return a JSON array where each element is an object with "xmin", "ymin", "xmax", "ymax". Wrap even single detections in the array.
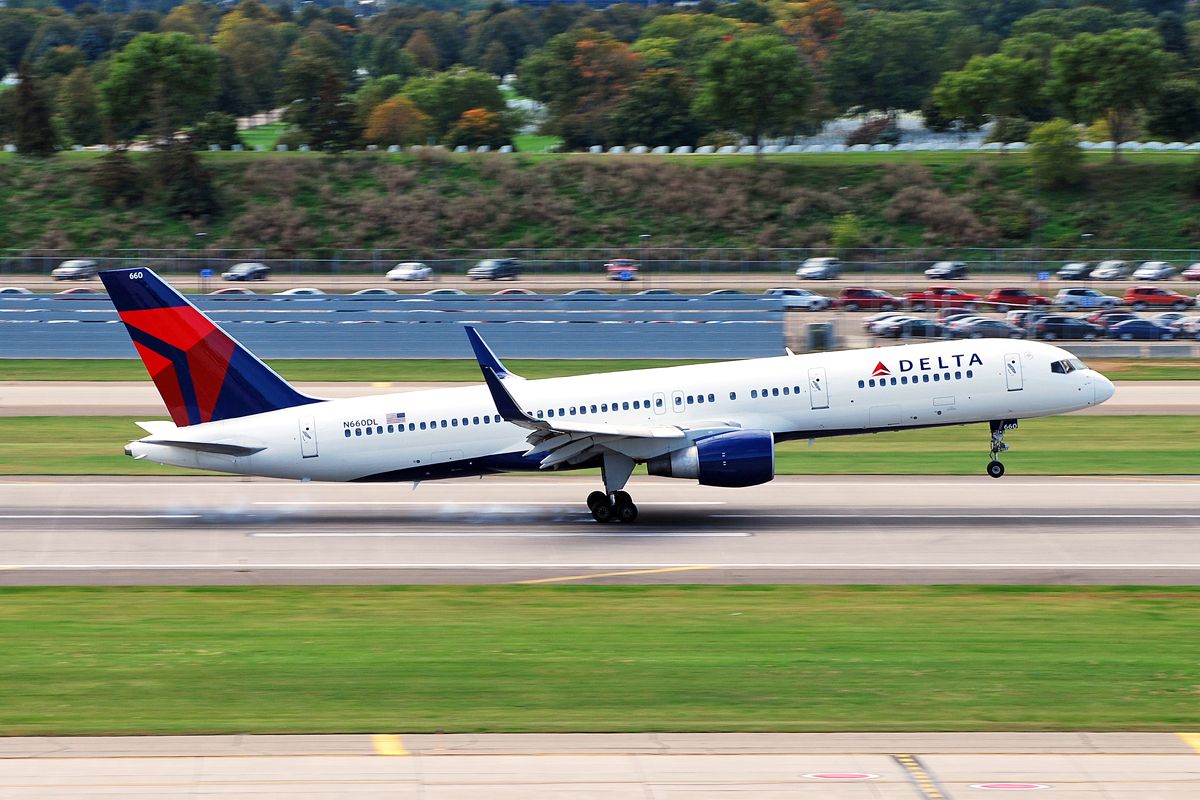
[
  {"xmin": 1032, "ymin": 315, "xmax": 1103, "ymax": 341},
  {"xmin": 468, "ymin": 258, "xmax": 522, "ymax": 280},
  {"xmin": 1057, "ymin": 262, "xmax": 1094, "ymax": 280},
  {"xmin": 222, "ymin": 262, "xmax": 271, "ymax": 281},
  {"xmin": 1107, "ymin": 319, "xmax": 1175, "ymax": 340},
  {"xmin": 880, "ymin": 318, "xmax": 947, "ymax": 339},
  {"xmin": 924, "ymin": 261, "xmax": 969, "ymax": 280},
  {"xmin": 957, "ymin": 319, "xmax": 1025, "ymax": 339}
]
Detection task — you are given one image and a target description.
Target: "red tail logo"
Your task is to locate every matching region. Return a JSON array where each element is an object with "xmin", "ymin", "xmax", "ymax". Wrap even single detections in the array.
[{"xmin": 872, "ymin": 361, "xmax": 891, "ymax": 377}]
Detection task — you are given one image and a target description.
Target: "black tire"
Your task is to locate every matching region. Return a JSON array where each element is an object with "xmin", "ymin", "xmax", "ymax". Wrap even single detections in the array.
[
  {"xmin": 987, "ymin": 460, "xmax": 1005, "ymax": 479},
  {"xmin": 613, "ymin": 491, "xmax": 632, "ymax": 507},
  {"xmin": 969, "ymin": 332, "xmax": 983, "ymax": 339},
  {"xmin": 911, "ymin": 302, "xmax": 926, "ymax": 312},
  {"xmin": 845, "ymin": 302, "xmax": 859, "ymax": 311},
  {"xmin": 1120, "ymin": 332, "xmax": 1134, "ymax": 341},
  {"xmin": 586, "ymin": 491, "xmax": 608, "ymax": 513},
  {"xmin": 1174, "ymin": 302, "xmax": 1187, "ymax": 311},
  {"xmin": 963, "ymin": 302, "xmax": 976, "ymax": 311},
  {"xmin": 1083, "ymin": 333, "xmax": 1096, "ymax": 341},
  {"xmin": 1132, "ymin": 301, "xmax": 1147, "ymax": 311},
  {"xmin": 1163, "ymin": 333, "xmax": 1175, "ymax": 340},
  {"xmin": 881, "ymin": 303, "xmax": 895, "ymax": 311},
  {"xmin": 615, "ymin": 501, "xmax": 638, "ymax": 524},
  {"xmin": 591, "ymin": 501, "xmax": 614, "ymax": 523},
  {"xmin": 995, "ymin": 304, "xmax": 1008, "ymax": 313},
  {"xmin": 1044, "ymin": 331, "xmax": 1057, "ymax": 341}
]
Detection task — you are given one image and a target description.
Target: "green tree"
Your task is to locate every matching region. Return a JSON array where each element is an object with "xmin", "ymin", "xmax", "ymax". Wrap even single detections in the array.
[
  {"xmin": 1029, "ymin": 118, "xmax": 1083, "ymax": 189},
  {"xmin": 0, "ymin": 10, "xmax": 39, "ymax": 72},
  {"xmin": 831, "ymin": 212, "xmax": 864, "ymax": 252},
  {"xmin": 933, "ymin": 53, "xmax": 1044, "ymax": 133},
  {"xmin": 1050, "ymin": 29, "xmax": 1172, "ymax": 160},
  {"xmin": 353, "ymin": 74, "xmax": 408, "ymax": 129},
  {"xmin": 1145, "ymin": 78, "xmax": 1200, "ymax": 141},
  {"xmin": 278, "ymin": 34, "xmax": 343, "ymax": 137},
  {"xmin": 14, "ymin": 63, "xmax": 57, "ymax": 157},
  {"xmin": 150, "ymin": 140, "xmax": 219, "ymax": 217},
  {"xmin": 364, "ymin": 95, "xmax": 431, "ymax": 146},
  {"xmin": 56, "ymin": 66, "xmax": 102, "ymax": 146},
  {"xmin": 191, "ymin": 111, "xmax": 239, "ymax": 149},
  {"xmin": 464, "ymin": 7, "xmax": 538, "ymax": 76},
  {"xmin": 609, "ymin": 68, "xmax": 706, "ymax": 148},
  {"xmin": 445, "ymin": 107, "xmax": 512, "ymax": 149},
  {"xmin": 402, "ymin": 66, "xmax": 506, "ymax": 140},
  {"xmin": 694, "ymin": 33, "xmax": 811, "ymax": 145},
  {"xmin": 307, "ymin": 70, "xmax": 361, "ymax": 152},
  {"xmin": 100, "ymin": 32, "xmax": 219, "ymax": 143},
  {"xmin": 89, "ymin": 147, "xmax": 143, "ymax": 206},
  {"xmin": 213, "ymin": 2, "xmax": 285, "ymax": 114}
]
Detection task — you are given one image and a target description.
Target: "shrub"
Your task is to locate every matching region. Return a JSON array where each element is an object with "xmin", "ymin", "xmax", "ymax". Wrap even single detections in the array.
[
  {"xmin": 1029, "ymin": 118, "xmax": 1083, "ymax": 189},
  {"xmin": 89, "ymin": 148, "xmax": 143, "ymax": 206}
]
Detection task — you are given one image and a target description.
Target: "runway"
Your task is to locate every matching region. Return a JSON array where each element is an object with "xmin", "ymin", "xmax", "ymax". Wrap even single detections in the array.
[
  {"xmin": 1, "ymin": 379, "xmax": 1196, "ymax": 416},
  {"xmin": 2, "ymin": 475, "xmax": 1199, "ymax": 585},
  {"xmin": 1, "ymin": 731, "xmax": 1198, "ymax": 798}
]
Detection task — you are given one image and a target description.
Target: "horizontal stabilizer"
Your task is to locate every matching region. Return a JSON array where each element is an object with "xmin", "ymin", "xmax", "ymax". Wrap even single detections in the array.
[{"xmin": 142, "ymin": 439, "xmax": 266, "ymax": 456}]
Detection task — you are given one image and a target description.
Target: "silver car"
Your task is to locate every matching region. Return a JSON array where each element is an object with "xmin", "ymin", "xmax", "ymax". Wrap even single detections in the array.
[
  {"xmin": 51, "ymin": 259, "xmax": 98, "ymax": 280},
  {"xmin": 1091, "ymin": 260, "xmax": 1131, "ymax": 280},
  {"xmin": 1053, "ymin": 287, "xmax": 1121, "ymax": 310},
  {"xmin": 763, "ymin": 288, "xmax": 831, "ymax": 311},
  {"xmin": 1133, "ymin": 261, "xmax": 1174, "ymax": 280},
  {"xmin": 794, "ymin": 257, "xmax": 840, "ymax": 280}
]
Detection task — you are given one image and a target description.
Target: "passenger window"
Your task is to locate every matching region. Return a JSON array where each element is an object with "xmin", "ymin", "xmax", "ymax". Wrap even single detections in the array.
[
  {"xmin": 559, "ymin": 408, "xmax": 565, "ymax": 416},
  {"xmin": 955, "ymin": 371, "xmax": 961, "ymax": 380},
  {"xmin": 548, "ymin": 409, "xmax": 555, "ymax": 417},
  {"xmin": 355, "ymin": 428, "xmax": 362, "ymax": 436},
  {"xmin": 570, "ymin": 407, "xmax": 577, "ymax": 415},
  {"xmin": 944, "ymin": 372, "xmax": 950, "ymax": 381},
  {"xmin": 901, "ymin": 376, "xmax": 908, "ymax": 385},
  {"xmin": 377, "ymin": 426, "xmax": 383, "ymax": 435},
  {"xmin": 793, "ymin": 386, "xmax": 800, "ymax": 394},
  {"xmin": 387, "ymin": 425, "xmax": 394, "ymax": 433},
  {"xmin": 419, "ymin": 422, "xmax": 426, "ymax": 430},
  {"xmin": 966, "ymin": 370, "xmax": 973, "ymax": 378},
  {"xmin": 729, "ymin": 392, "xmax": 737, "ymax": 400},
  {"xmin": 451, "ymin": 419, "xmax": 458, "ymax": 427},
  {"xmin": 494, "ymin": 415, "xmax": 501, "ymax": 423},
  {"xmin": 751, "ymin": 389, "xmax": 758, "ymax": 398},
  {"xmin": 687, "ymin": 395, "xmax": 694, "ymax": 404},
  {"xmin": 868, "ymin": 379, "xmax": 875, "ymax": 388},
  {"xmin": 473, "ymin": 416, "xmax": 480, "ymax": 424},
  {"xmin": 440, "ymin": 420, "xmax": 447, "ymax": 428},
  {"xmin": 708, "ymin": 394, "xmax": 715, "ymax": 402},
  {"xmin": 772, "ymin": 388, "xmax": 779, "ymax": 397},
  {"xmin": 461, "ymin": 418, "xmax": 468, "ymax": 426},
  {"xmin": 858, "ymin": 380, "xmax": 865, "ymax": 388},
  {"xmin": 923, "ymin": 375, "xmax": 930, "ymax": 383},
  {"xmin": 344, "ymin": 429, "xmax": 351, "ymax": 438},
  {"xmin": 590, "ymin": 405, "xmax": 597, "ymax": 413},
  {"xmin": 602, "ymin": 404, "xmax": 609, "ymax": 412},
  {"xmin": 622, "ymin": 402, "xmax": 629, "ymax": 410},
  {"xmin": 933, "ymin": 374, "xmax": 940, "ymax": 382},
  {"xmin": 782, "ymin": 387, "xmax": 790, "ymax": 396},
  {"xmin": 366, "ymin": 427, "xmax": 373, "ymax": 435},
  {"xmin": 633, "ymin": 401, "xmax": 641, "ymax": 409},
  {"xmin": 890, "ymin": 377, "xmax": 897, "ymax": 385}
]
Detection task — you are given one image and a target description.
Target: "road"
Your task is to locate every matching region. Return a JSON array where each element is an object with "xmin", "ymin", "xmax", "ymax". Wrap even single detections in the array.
[
  {"xmin": 2, "ymin": 476, "xmax": 1199, "ymax": 585},
  {"xmin": 1, "ymin": 731, "xmax": 1197, "ymax": 798},
  {"xmin": 0, "ymin": 379, "xmax": 1194, "ymax": 416}
]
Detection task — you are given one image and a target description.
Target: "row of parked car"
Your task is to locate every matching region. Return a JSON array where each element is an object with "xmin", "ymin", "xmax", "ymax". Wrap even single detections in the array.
[
  {"xmin": 828, "ymin": 285, "xmax": 1198, "ymax": 312},
  {"xmin": 866, "ymin": 307, "xmax": 1198, "ymax": 341},
  {"xmin": 793, "ymin": 258, "xmax": 1200, "ymax": 282}
]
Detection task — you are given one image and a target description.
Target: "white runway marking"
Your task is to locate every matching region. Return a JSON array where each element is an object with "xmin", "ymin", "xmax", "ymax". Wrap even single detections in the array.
[
  {"xmin": 253, "ymin": 501, "xmax": 727, "ymax": 507},
  {"xmin": 249, "ymin": 531, "xmax": 751, "ymax": 538},
  {"xmin": 5, "ymin": 562, "xmax": 1200, "ymax": 570},
  {"xmin": 0, "ymin": 514, "xmax": 201, "ymax": 520},
  {"xmin": 715, "ymin": 513, "xmax": 1200, "ymax": 520}
]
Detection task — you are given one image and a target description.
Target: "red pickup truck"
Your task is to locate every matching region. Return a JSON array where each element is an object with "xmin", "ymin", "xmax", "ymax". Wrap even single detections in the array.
[
  {"xmin": 903, "ymin": 286, "xmax": 981, "ymax": 311},
  {"xmin": 985, "ymin": 287, "xmax": 1053, "ymax": 311}
]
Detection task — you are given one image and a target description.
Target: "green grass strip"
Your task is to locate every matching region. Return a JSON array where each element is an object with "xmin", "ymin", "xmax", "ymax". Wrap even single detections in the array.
[
  {"xmin": 1, "ymin": 415, "xmax": 1197, "ymax": 475},
  {"xmin": 1, "ymin": 586, "xmax": 1198, "ymax": 735},
  {"xmin": 0, "ymin": 358, "xmax": 714, "ymax": 382}
]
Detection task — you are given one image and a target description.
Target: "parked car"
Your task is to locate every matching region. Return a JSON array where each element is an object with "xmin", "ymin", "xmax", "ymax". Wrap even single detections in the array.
[
  {"xmin": 1056, "ymin": 262, "xmax": 1094, "ymax": 280},
  {"xmin": 924, "ymin": 261, "xmax": 969, "ymax": 280},
  {"xmin": 604, "ymin": 258, "xmax": 639, "ymax": 281},
  {"xmin": 879, "ymin": 318, "xmax": 947, "ymax": 339},
  {"xmin": 1086, "ymin": 310, "xmax": 1140, "ymax": 329},
  {"xmin": 1091, "ymin": 260, "xmax": 1131, "ymax": 280},
  {"xmin": 1153, "ymin": 311, "xmax": 1189, "ymax": 327},
  {"xmin": 0, "ymin": 287, "xmax": 33, "ymax": 294},
  {"xmin": 795, "ymin": 257, "xmax": 840, "ymax": 280},
  {"xmin": 423, "ymin": 288, "xmax": 466, "ymax": 296},
  {"xmin": 352, "ymin": 288, "xmax": 398, "ymax": 295},
  {"xmin": 1005, "ymin": 309, "xmax": 1050, "ymax": 331},
  {"xmin": 834, "ymin": 287, "xmax": 902, "ymax": 311},
  {"xmin": 1031, "ymin": 315, "xmax": 1103, "ymax": 341},
  {"xmin": 867, "ymin": 314, "xmax": 916, "ymax": 334},
  {"xmin": 273, "ymin": 287, "xmax": 325, "ymax": 295},
  {"xmin": 705, "ymin": 289, "xmax": 744, "ymax": 295},
  {"xmin": 1054, "ymin": 287, "xmax": 1121, "ymax": 310},
  {"xmin": 985, "ymin": 287, "xmax": 1052, "ymax": 311},
  {"xmin": 1124, "ymin": 285, "xmax": 1195, "ymax": 310},
  {"xmin": 492, "ymin": 288, "xmax": 538, "ymax": 296},
  {"xmin": 634, "ymin": 288, "xmax": 678, "ymax": 296},
  {"xmin": 1174, "ymin": 316, "xmax": 1200, "ymax": 338},
  {"xmin": 957, "ymin": 318, "xmax": 1025, "ymax": 339},
  {"xmin": 208, "ymin": 287, "xmax": 256, "ymax": 295},
  {"xmin": 566, "ymin": 288, "xmax": 608, "ymax": 295},
  {"xmin": 938, "ymin": 309, "xmax": 980, "ymax": 325},
  {"xmin": 944, "ymin": 314, "xmax": 990, "ymax": 335},
  {"xmin": 468, "ymin": 258, "xmax": 522, "ymax": 280},
  {"xmin": 903, "ymin": 286, "xmax": 981, "ymax": 311},
  {"xmin": 764, "ymin": 288, "xmax": 831, "ymax": 311},
  {"xmin": 1133, "ymin": 261, "xmax": 1174, "ymax": 280},
  {"xmin": 55, "ymin": 286, "xmax": 101, "ymax": 295},
  {"xmin": 51, "ymin": 259, "xmax": 98, "ymax": 280},
  {"xmin": 386, "ymin": 262, "xmax": 433, "ymax": 281},
  {"xmin": 1181, "ymin": 263, "xmax": 1200, "ymax": 281},
  {"xmin": 1108, "ymin": 319, "xmax": 1175, "ymax": 340},
  {"xmin": 222, "ymin": 262, "xmax": 270, "ymax": 282}
]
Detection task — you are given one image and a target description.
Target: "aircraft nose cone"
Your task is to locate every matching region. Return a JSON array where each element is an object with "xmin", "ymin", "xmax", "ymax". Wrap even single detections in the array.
[{"xmin": 1094, "ymin": 374, "xmax": 1115, "ymax": 405}]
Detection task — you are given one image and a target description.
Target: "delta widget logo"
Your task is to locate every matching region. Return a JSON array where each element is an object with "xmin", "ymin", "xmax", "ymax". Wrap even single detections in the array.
[{"xmin": 871, "ymin": 361, "xmax": 891, "ymax": 377}]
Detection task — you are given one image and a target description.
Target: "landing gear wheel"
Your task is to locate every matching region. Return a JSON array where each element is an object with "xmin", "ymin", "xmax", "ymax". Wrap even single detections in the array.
[
  {"xmin": 591, "ymin": 500, "xmax": 614, "ymax": 523},
  {"xmin": 987, "ymin": 419, "xmax": 1016, "ymax": 479},
  {"xmin": 987, "ymin": 460, "xmax": 1005, "ymax": 479},
  {"xmin": 615, "ymin": 497, "xmax": 638, "ymax": 524},
  {"xmin": 586, "ymin": 491, "xmax": 608, "ymax": 513}
]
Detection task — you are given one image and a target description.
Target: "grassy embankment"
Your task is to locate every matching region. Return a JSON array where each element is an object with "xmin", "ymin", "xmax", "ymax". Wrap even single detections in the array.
[
  {"xmin": 1, "ymin": 586, "xmax": 1198, "ymax": 735},
  {"xmin": 1, "ymin": 150, "xmax": 1198, "ymax": 254},
  {"xmin": 0, "ymin": 357, "xmax": 1197, "ymax": 382},
  {"xmin": 1, "ymin": 415, "xmax": 1196, "ymax": 475}
]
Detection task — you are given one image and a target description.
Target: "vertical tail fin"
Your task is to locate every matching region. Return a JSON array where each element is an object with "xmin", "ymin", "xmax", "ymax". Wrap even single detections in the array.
[{"xmin": 100, "ymin": 268, "xmax": 319, "ymax": 426}]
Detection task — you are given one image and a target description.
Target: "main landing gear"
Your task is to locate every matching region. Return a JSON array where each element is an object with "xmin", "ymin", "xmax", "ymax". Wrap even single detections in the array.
[
  {"xmin": 587, "ymin": 452, "xmax": 639, "ymax": 523},
  {"xmin": 987, "ymin": 419, "xmax": 1018, "ymax": 479}
]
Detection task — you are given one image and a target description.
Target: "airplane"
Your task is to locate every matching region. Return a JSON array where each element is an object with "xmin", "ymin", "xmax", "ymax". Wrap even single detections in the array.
[{"xmin": 100, "ymin": 268, "xmax": 1115, "ymax": 523}]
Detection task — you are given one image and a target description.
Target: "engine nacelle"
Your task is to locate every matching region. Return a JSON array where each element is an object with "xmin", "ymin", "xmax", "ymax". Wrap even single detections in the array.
[{"xmin": 646, "ymin": 430, "xmax": 775, "ymax": 488}]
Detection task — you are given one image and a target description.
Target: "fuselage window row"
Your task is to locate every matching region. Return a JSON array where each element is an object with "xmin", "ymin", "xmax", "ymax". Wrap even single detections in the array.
[{"xmin": 857, "ymin": 369, "xmax": 974, "ymax": 390}]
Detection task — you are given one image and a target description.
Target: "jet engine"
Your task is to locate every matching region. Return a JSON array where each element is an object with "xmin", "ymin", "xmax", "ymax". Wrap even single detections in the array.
[{"xmin": 646, "ymin": 430, "xmax": 775, "ymax": 487}]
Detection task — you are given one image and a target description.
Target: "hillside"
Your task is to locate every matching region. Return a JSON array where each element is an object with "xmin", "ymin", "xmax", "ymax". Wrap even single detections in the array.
[{"xmin": 1, "ymin": 152, "xmax": 1198, "ymax": 258}]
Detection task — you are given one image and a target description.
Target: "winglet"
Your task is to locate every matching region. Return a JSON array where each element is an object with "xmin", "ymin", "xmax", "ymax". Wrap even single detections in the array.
[
  {"xmin": 480, "ymin": 365, "xmax": 535, "ymax": 424},
  {"xmin": 464, "ymin": 326, "xmax": 518, "ymax": 380}
]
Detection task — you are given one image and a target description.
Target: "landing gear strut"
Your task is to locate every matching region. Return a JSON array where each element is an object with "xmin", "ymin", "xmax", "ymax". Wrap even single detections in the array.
[
  {"xmin": 587, "ymin": 452, "xmax": 639, "ymax": 523},
  {"xmin": 987, "ymin": 419, "xmax": 1017, "ymax": 479}
]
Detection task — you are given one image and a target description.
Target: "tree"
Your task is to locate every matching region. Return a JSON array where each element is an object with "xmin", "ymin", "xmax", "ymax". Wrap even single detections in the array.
[
  {"xmin": 100, "ymin": 32, "xmax": 219, "ymax": 143},
  {"xmin": 694, "ymin": 33, "xmax": 811, "ymax": 145},
  {"xmin": 162, "ymin": 0, "xmax": 218, "ymax": 41},
  {"xmin": 464, "ymin": 7, "xmax": 538, "ymax": 76},
  {"xmin": 307, "ymin": 70, "xmax": 361, "ymax": 152},
  {"xmin": 933, "ymin": 53, "xmax": 1044, "ymax": 134},
  {"xmin": 609, "ymin": 68, "xmax": 706, "ymax": 148},
  {"xmin": 1029, "ymin": 118, "xmax": 1083, "ymax": 189},
  {"xmin": 831, "ymin": 212, "xmax": 864, "ymax": 252},
  {"xmin": 191, "ymin": 111, "xmax": 239, "ymax": 149},
  {"xmin": 404, "ymin": 29, "xmax": 438, "ymax": 70},
  {"xmin": 14, "ymin": 63, "xmax": 57, "ymax": 157},
  {"xmin": 445, "ymin": 107, "xmax": 511, "ymax": 148},
  {"xmin": 0, "ymin": 10, "xmax": 39, "ymax": 72},
  {"xmin": 1050, "ymin": 29, "xmax": 1172, "ymax": 160},
  {"xmin": 278, "ymin": 35, "xmax": 343, "ymax": 139},
  {"xmin": 402, "ymin": 66, "xmax": 506, "ymax": 140},
  {"xmin": 1145, "ymin": 78, "xmax": 1200, "ymax": 141},
  {"xmin": 150, "ymin": 140, "xmax": 219, "ymax": 217},
  {"xmin": 364, "ymin": 95, "xmax": 431, "ymax": 146},
  {"xmin": 213, "ymin": 2, "xmax": 285, "ymax": 114},
  {"xmin": 353, "ymin": 74, "xmax": 409, "ymax": 129},
  {"xmin": 56, "ymin": 66, "xmax": 102, "ymax": 146},
  {"xmin": 89, "ymin": 147, "xmax": 143, "ymax": 205}
]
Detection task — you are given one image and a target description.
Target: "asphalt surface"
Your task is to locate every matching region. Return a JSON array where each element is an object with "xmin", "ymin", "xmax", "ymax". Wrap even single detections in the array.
[
  {"xmin": 2, "ymin": 475, "xmax": 1199, "ymax": 585},
  {"xmin": 1, "ymin": 732, "xmax": 1197, "ymax": 798},
  {"xmin": 1, "ymin": 379, "xmax": 1195, "ymax": 416}
]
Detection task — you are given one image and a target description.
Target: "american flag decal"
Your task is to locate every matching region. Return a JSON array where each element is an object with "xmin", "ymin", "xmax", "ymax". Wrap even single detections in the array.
[{"xmin": 386, "ymin": 412, "xmax": 406, "ymax": 424}]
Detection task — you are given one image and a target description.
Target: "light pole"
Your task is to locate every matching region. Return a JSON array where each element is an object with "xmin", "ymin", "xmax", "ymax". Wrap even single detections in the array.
[
  {"xmin": 195, "ymin": 232, "xmax": 209, "ymax": 293},
  {"xmin": 639, "ymin": 233, "xmax": 650, "ymax": 288}
]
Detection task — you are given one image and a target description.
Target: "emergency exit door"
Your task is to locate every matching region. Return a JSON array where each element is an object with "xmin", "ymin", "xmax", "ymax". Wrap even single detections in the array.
[
  {"xmin": 808, "ymin": 367, "xmax": 829, "ymax": 409},
  {"xmin": 299, "ymin": 416, "xmax": 318, "ymax": 458},
  {"xmin": 1004, "ymin": 353, "xmax": 1024, "ymax": 391}
]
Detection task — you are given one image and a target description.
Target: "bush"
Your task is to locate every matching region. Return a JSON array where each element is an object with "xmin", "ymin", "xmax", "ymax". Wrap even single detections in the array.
[
  {"xmin": 1029, "ymin": 119, "xmax": 1083, "ymax": 190},
  {"xmin": 89, "ymin": 148, "xmax": 143, "ymax": 206},
  {"xmin": 191, "ymin": 112, "xmax": 239, "ymax": 150},
  {"xmin": 986, "ymin": 117, "xmax": 1033, "ymax": 144}
]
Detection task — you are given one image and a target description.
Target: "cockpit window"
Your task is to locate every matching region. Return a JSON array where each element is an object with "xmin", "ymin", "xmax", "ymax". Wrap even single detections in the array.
[{"xmin": 1051, "ymin": 358, "xmax": 1088, "ymax": 374}]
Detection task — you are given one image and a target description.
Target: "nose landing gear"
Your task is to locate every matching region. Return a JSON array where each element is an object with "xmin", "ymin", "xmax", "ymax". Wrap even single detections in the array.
[{"xmin": 987, "ymin": 419, "xmax": 1018, "ymax": 478}]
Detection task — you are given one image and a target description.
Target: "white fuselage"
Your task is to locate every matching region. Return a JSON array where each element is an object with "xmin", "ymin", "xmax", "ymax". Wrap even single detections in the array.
[{"xmin": 128, "ymin": 339, "xmax": 1112, "ymax": 482}]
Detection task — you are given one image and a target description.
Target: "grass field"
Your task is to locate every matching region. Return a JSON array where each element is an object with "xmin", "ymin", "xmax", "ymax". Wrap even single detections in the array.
[
  {"xmin": 513, "ymin": 133, "xmax": 563, "ymax": 153},
  {"xmin": 237, "ymin": 122, "xmax": 288, "ymax": 150},
  {"xmin": 0, "ymin": 357, "xmax": 1196, "ymax": 383},
  {"xmin": 1, "ymin": 415, "xmax": 1196, "ymax": 475},
  {"xmin": 1, "ymin": 586, "xmax": 1198, "ymax": 735}
]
